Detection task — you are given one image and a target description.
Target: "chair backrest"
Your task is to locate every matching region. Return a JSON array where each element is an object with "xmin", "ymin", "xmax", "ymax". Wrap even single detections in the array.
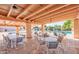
[
  {"xmin": 2, "ymin": 35, "xmax": 5, "ymax": 41},
  {"xmin": 57, "ymin": 35, "xmax": 64, "ymax": 43},
  {"xmin": 48, "ymin": 41, "xmax": 59, "ymax": 49},
  {"xmin": 17, "ymin": 37, "xmax": 24, "ymax": 43},
  {"xmin": 2, "ymin": 34, "xmax": 9, "ymax": 42},
  {"xmin": 39, "ymin": 40, "xmax": 46, "ymax": 45}
]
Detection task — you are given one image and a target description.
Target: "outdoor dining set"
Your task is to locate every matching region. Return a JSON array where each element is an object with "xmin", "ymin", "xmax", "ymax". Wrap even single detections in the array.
[
  {"xmin": 32, "ymin": 31, "xmax": 65, "ymax": 53},
  {"xmin": 2, "ymin": 33, "xmax": 25, "ymax": 49}
]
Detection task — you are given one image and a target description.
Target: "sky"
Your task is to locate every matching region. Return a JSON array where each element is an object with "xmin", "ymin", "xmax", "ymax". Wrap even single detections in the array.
[{"xmin": 46, "ymin": 21, "xmax": 65, "ymax": 26}]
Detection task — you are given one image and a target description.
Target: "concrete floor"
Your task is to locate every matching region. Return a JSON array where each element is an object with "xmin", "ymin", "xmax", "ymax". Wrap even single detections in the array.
[{"xmin": 0, "ymin": 36, "xmax": 79, "ymax": 54}]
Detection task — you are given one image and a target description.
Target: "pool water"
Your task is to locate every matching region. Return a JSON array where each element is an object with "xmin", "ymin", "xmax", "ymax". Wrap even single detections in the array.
[
  {"xmin": 64, "ymin": 31, "xmax": 73, "ymax": 39},
  {"xmin": 53, "ymin": 31, "xmax": 73, "ymax": 39},
  {"xmin": 64, "ymin": 31, "xmax": 72, "ymax": 35}
]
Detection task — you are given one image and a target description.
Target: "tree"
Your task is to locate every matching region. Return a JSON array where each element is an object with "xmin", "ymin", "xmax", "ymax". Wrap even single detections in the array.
[
  {"xmin": 54, "ymin": 25, "xmax": 62, "ymax": 31},
  {"xmin": 33, "ymin": 26, "xmax": 40, "ymax": 31},
  {"xmin": 62, "ymin": 20, "xmax": 72, "ymax": 31},
  {"xmin": 45, "ymin": 20, "xmax": 72, "ymax": 32},
  {"xmin": 45, "ymin": 25, "xmax": 62, "ymax": 31}
]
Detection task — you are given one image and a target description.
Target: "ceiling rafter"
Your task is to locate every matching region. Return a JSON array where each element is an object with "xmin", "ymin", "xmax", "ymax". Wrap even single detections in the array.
[
  {"xmin": 34, "ymin": 6, "xmax": 77, "ymax": 21},
  {"xmin": 23, "ymin": 4, "xmax": 54, "ymax": 20},
  {"xmin": 0, "ymin": 4, "xmax": 78, "ymax": 24},
  {"xmin": 37, "ymin": 9, "xmax": 77, "ymax": 23},
  {"xmin": 7, "ymin": 4, "xmax": 14, "ymax": 17},
  {"xmin": 16, "ymin": 4, "xmax": 39, "ymax": 19},
  {"xmin": 0, "ymin": 15, "xmax": 26, "ymax": 22},
  {"xmin": 29, "ymin": 4, "xmax": 70, "ymax": 20},
  {"xmin": 0, "ymin": 7, "xmax": 9, "ymax": 11},
  {"xmin": 37, "ymin": 12, "xmax": 76, "ymax": 24},
  {"xmin": 51, "ymin": 10, "xmax": 76, "ymax": 20}
]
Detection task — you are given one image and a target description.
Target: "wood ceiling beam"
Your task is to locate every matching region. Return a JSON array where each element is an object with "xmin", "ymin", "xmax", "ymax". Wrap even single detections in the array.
[
  {"xmin": 51, "ymin": 10, "xmax": 76, "ymax": 21},
  {"xmin": 0, "ymin": 8, "xmax": 9, "ymax": 11},
  {"xmin": 37, "ymin": 14, "xmax": 75, "ymax": 24},
  {"xmin": 7, "ymin": 4, "xmax": 14, "ymax": 17},
  {"xmin": 0, "ymin": 23, "xmax": 19, "ymax": 27},
  {"xmin": 0, "ymin": 5, "xmax": 11, "ymax": 11},
  {"xmin": 16, "ymin": 4, "xmax": 39, "ymax": 19},
  {"xmin": 37, "ymin": 10, "xmax": 76, "ymax": 24},
  {"xmin": 0, "ymin": 15, "xmax": 26, "ymax": 22},
  {"xmin": 34, "ymin": 6, "xmax": 77, "ymax": 21},
  {"xmin": 29, "ymin": 4, "xmax": 70, "ymax": 20},
  {"xmin": 23, "ymin": 4, "xmax": 54, "ymax": 20}
]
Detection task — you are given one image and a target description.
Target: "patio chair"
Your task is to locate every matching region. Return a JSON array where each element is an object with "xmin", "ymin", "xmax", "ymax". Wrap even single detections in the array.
[
  {"xmin": 3, "ymin": 35, "xmax": 11, "ymax": 48},
  {"xmin": 17, "ymin": 37, "xmax": 24, "ymax": 48},
  {"xmin": 32, "ymin": 38, "xmax": 48, "ymax": 54},
  {"xmin": 2, "ymin": 35, "xmax": 11, "ymax": 53},
  {"xmin": 47, "ymin": 35, "xmax": 64, "ymax": 54}
]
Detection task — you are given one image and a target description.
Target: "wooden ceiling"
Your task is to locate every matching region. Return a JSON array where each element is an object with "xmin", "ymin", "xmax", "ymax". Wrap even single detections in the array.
[{"xmin": 0, "ymin": 4, "xmax": 78, "ymax": 23}]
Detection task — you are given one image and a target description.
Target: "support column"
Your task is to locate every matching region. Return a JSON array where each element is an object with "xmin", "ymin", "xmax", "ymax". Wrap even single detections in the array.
[
  {"xmin": 41, "ymin": 24, "xmax": 45, "ymax": 33},
  {"xmin": 16, "ymin": 26, "xmax": 19, "ymax": 36},
  {"xmin": 26, "ymin": 22, "xmax": 32, "ymax": 38},
  {"xmin": 74, "ymin": 19, "xmax": 79, "ymax": 39}
]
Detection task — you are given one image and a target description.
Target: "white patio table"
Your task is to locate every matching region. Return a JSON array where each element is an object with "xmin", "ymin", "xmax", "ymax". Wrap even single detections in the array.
[
  {"xmin": 44, "ymin": 36, "xmax": 58, "ymax": 42},
  {"xmin": 8, "ymin": 34, "xmax": 24, "ymax": 48},
  {"xmin": 8, "ymin": 34, "xmax": 17, "ymax": 48}
]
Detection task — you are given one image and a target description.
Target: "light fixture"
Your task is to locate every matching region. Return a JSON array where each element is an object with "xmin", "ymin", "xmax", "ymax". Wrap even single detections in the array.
[{"xmin": 12, "ymin": 4, "xmax": 17, "ymax": 9}]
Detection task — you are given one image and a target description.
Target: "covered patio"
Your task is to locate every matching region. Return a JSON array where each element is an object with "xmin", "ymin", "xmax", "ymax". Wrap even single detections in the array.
[{"xmin": 0, "ymin": 4, "xmax": 79, "ymax": 54}]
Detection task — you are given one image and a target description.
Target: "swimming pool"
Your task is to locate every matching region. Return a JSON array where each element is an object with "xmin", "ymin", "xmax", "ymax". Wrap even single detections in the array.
[
  {"xmin": 64, "ymin": 31, "xmax": 72, "ymax": 35},
  {"xmin": 64, "ymin": 31, "xmax": 73, "ymax": 39}
]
